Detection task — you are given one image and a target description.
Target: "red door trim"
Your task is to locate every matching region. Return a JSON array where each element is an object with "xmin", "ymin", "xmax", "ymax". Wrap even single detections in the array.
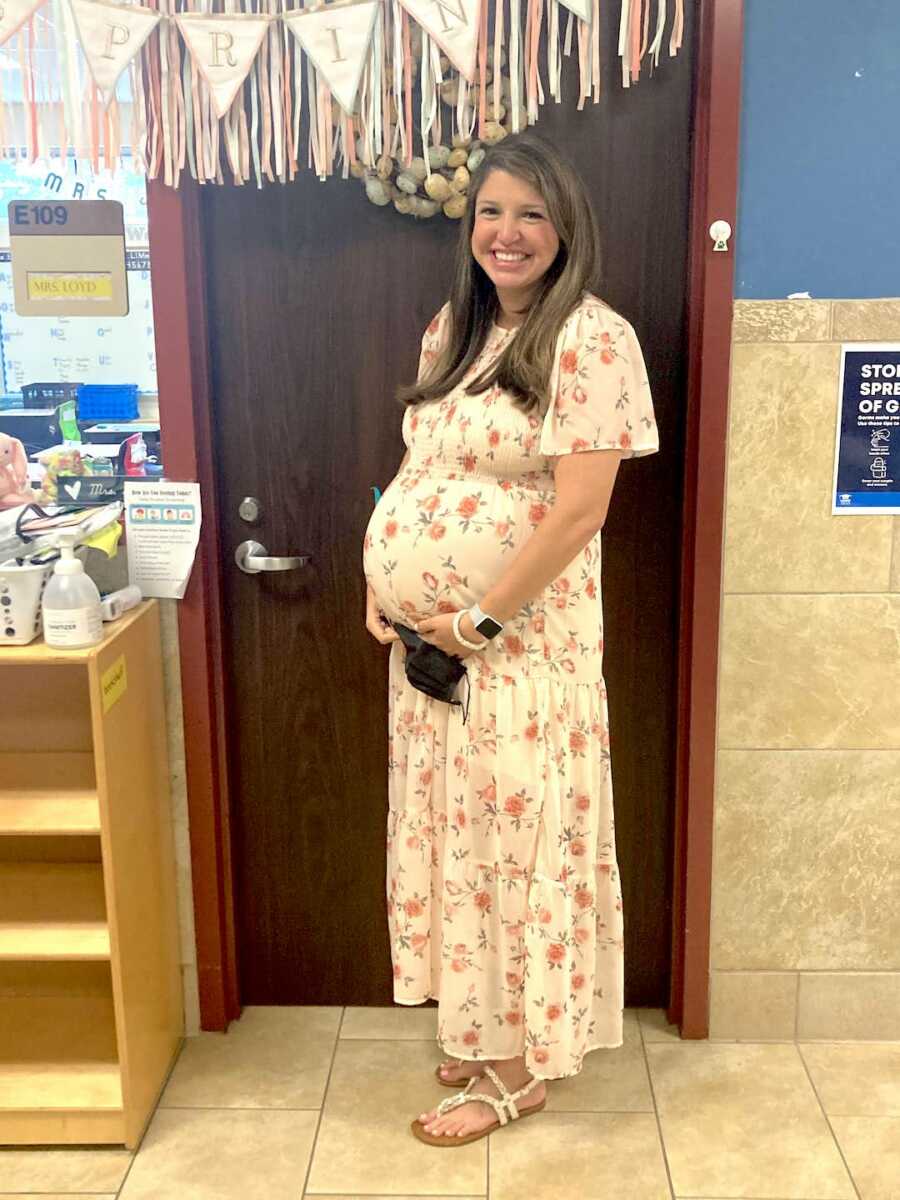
[
  {"xmin": 147, "ymin": 178, "xmax": 240, "ymax": 1029},
  {"xmin": 669, "ymin": 0, "xmax": 744, "ymax": 1037},
  {"xmin": 145, "ymin": 0, "xmax": 744, "ymax": 1032}
]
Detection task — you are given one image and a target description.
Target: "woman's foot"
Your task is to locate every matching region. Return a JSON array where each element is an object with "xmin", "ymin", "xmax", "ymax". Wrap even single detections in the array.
[
  {"xmin": 419, "ymin": 1058, "xmax": 546, "ymax": 1139},
  {"xmin": 436, "ymin": 1058, "xmax": 484, "ymax": 1086}
]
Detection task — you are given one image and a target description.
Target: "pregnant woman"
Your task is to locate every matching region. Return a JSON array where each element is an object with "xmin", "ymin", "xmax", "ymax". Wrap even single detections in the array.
[{"xmin": 363, "ymin": 132, "xmax": 658, "ymax": 1147}]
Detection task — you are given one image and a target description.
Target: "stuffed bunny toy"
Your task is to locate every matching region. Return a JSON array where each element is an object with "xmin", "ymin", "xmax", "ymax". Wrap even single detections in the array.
[{"xmin": 0, "ymin": 432, "xmax": 36, "ymax": 509}]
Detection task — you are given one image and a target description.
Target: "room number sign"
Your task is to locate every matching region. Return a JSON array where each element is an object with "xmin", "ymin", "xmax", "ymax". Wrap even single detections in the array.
[{"xmin": 8, "ymin": 199, "xmax": 129, "ymax": 317}]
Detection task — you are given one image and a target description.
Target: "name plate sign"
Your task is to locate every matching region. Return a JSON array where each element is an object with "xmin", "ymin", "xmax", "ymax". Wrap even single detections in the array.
[{"xmin": 9, "ymin": 199, "xmax": 129, "ymax": 317}]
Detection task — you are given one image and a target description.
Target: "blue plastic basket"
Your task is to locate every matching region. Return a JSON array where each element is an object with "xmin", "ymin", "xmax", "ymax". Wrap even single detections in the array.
[{"xmin": 77, "ymin": 384, "xmax": 139, "ymax": 422}]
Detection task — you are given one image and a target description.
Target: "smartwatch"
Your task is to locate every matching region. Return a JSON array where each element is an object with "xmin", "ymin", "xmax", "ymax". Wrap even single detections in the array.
[{"xmin": 468, "ymin": 603, "xmax": 504, "ymax": 640}]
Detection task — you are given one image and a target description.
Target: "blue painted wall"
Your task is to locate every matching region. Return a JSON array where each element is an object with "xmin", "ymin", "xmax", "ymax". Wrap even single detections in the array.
[{"xmin": 736, "ymin": 0, "xmax": 900, "ymax": 299}]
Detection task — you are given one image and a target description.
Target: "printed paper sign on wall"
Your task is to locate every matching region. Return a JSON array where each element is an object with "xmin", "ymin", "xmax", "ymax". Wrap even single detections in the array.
[{"xmin": 832, "ymin": 343, "xmax": 900, "ymax": 515}]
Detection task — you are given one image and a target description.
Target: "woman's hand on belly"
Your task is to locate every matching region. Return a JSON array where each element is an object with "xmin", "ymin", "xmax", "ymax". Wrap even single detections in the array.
[
  {"xmin": 416, "ymin": 611, "xmax": 483, "ymax": 659},
  {"xmin": 366, "ymin": 583, "xmax": 400, "ymax": 645}
]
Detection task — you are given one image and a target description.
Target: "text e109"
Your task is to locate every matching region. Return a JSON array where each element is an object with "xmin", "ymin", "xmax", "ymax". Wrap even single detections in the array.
[{"xmin": 11, "ymin": 203, "xmax": 69, "ymax": 227}]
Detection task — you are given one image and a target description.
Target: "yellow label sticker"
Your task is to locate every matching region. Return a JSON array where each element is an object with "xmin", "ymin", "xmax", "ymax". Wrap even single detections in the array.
[
  {"xmin": 26, "ymin": 271, "xmax": 113, "ymax": 301},
  {"xmin": 101, "ymin": 655, "xmax": 127, "ymax": 714}
]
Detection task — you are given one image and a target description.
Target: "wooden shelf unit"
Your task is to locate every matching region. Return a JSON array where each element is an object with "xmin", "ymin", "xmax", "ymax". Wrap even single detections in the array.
[
  {"xmin": 0, "ymin": 602, "xmax": 183, "ymax": 1148},
  {"xmin": 0, "ymin": 753, "xmax": 100, "ymax": 835}
]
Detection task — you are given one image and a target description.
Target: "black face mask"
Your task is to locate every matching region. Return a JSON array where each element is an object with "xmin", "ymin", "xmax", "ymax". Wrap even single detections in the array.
[{"xmin": 393, "ymin": 623, "xmax": 470, "ymax": 722}]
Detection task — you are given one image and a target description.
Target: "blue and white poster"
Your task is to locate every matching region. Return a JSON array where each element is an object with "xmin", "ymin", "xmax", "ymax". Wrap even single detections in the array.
[{"xmin": 832, "ymin": 344, "xmax": 900, "ymax": 515}]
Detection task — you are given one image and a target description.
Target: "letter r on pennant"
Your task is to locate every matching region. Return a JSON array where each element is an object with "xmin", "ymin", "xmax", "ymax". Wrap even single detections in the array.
[
  {"xmin": 210, "ymin": 30, "xmax": 238, "ymax": 68},
  {"xmin": 102, "ymin": 24, "xmax": 130, "ymax": 59},
  {"xmin": 433, "ymin": 0, "xmax": 467, "ymax": 31}
]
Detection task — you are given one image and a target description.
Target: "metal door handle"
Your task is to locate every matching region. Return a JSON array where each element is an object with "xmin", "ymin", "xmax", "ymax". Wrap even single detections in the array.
[{"xmin": 235, "ymin": 540, "xmax": 310, "ymax": 574}]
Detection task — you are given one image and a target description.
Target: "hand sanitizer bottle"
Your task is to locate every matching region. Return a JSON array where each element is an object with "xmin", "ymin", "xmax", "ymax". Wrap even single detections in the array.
[{"xmin": 42, "ymin": 535, "xmax": 103, "ymax": 649}]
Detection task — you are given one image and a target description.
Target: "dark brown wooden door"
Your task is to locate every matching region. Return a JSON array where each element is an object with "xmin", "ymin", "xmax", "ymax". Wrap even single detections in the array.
[{"xmin": 201, "ymin": 20, "xmax": 694, "ymax": 1005}]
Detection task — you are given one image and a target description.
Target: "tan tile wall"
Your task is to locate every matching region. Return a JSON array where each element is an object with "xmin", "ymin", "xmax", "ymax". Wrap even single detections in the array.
[{"xmin": 710, "ymin": 300, "xmax": 900, "ymax": 1042}]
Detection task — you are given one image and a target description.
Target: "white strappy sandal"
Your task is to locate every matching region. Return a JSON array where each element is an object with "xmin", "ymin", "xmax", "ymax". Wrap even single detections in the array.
[
  {"xmin": 435, "ymin": 1057, "xmax": 485, "ymax": 1087},
  {"xmin": 411, "ymin": 1064, "xmax": 546, "ymax": 1147}
]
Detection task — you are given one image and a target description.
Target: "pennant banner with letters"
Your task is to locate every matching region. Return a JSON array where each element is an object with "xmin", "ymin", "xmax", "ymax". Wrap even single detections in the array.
[
  {"xmin": 0, "ymin": 0, "xmax": 45, "ymax": 48},
  {"xmin": 284, "ymin": 0, "xmax": 381, "ymax": 118},
  {"xmin": 0, "ymin": 0, "xmax": 685, "ymax": 192},
  {"xmin": 558, "ymin": 0, "xmax": 591, "ymax": 23},
  {"xmin": 397, "ymin": 0, "xmax": 482, "ymax": 84},
  {"xmin": 69, "ymin": 0, "xmax": 161, "ymax": 106},
  {"xmin": 176, "ymin": 13, "xmax": 275, "ymax": 120}
]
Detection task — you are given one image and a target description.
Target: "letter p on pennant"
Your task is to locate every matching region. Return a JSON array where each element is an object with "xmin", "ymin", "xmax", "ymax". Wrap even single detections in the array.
[{"xmin": 69, "ymin": 0, "xmax": 162, "ymax": 107}]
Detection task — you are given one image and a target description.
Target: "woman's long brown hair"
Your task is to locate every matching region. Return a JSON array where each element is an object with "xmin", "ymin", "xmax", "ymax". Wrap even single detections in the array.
[{"xmin": 397, "ymin": 131, "xmax": 603, "ymax": 415}]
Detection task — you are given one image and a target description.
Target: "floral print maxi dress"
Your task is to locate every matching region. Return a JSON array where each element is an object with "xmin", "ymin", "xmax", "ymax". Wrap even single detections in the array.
[{"xmin": 362, "ymin": 293, "xmax": 658, "ymax": 1079}]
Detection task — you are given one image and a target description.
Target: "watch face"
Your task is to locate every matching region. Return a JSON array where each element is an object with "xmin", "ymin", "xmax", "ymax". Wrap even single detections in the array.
[{"xmin": 475, "ymin": 615, "xmax": 503, "ymax": 639}]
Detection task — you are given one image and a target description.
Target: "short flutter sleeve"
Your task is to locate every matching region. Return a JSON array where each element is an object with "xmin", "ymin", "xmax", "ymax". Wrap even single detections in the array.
[
  {"xmin": 417, "ymin": 303, "xmax": 451, "ymax": 383},
  {"xmin": 540, "ymin": 300, "xmax": 659, "ymax": 459}
]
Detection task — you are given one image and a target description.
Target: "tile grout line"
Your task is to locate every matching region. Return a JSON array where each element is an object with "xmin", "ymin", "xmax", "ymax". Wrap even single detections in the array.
[
  {"xmin": 711, "ymin": 966, "xmax": 900, "ymax": 972},
  {"xmin": 734, "ymin": 338, "xmax": 830, "ymax": 348},
  {"xmin": 723, "ymin": 591, "xmax": 900, "ymax": 597},
  {"xmin": 157, "ymin": 1104, "xmax": 328, "ymax": 1111},
  {"xmin": 794, "ymin": 1043, "xmax": 863, "ymax": 1200},
  {"xmin": 794, "ymin": 972, "xmax": 801, "ymax": 1042},
  {"xmin": 115, "ymin": 1033, "xmax": 190, "ymax": 1198},
  {"xmin": 300, "ymin": 1006, "xmax": 346, "ymax": 1200},
  {"xmin": 486, "ymin": 1119, "xmax": 491, "ymax": 1200},
  {"xmin": 637, "ymin": 1012, "xmax": 677, "ymax": 1200},
  {"xmin": 333, "ymin": 1032, "xmax": 441, "ymax": 1041},
  {"xmin": 713, "ymin": 753, "xmax": 900, "ymax": 759}
]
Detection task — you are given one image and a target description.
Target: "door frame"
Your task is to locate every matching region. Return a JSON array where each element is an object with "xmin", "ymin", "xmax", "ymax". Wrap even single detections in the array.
[{"xmin": 147, "ymin": 0, "xmax": 743, "ymax": 1034}]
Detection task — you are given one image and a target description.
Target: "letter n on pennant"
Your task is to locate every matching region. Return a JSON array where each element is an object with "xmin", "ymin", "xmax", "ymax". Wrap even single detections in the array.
[
  {"xmin": 557, "ymin": 0, "xmax": 592, "ymax": 24},
  {"xmin": 69, "ymin": 0, "xmax": 162, "ymax": 107},
  {"xmin": 176, "ymin": 12, "xmax": 273, "ymax": 120},
  {"xmin": 396, "ymin": 0, "xmax": 482, "ymax": 82}
]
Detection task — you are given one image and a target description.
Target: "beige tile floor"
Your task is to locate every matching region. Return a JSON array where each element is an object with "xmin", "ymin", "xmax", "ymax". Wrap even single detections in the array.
[{"xmin": 2, "ymin": 1007, "xmax": 898, "ymax": 1199}]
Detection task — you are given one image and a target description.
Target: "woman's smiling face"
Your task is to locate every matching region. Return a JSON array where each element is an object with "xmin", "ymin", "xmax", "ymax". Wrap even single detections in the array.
[{"xmin": 470, "ymin": 169, "xmax": 561, "ymax": 308}]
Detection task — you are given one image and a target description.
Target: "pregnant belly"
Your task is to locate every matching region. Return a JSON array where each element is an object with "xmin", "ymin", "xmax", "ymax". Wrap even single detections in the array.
[{"xmin": 363, "ymin": 479, "xmax": 545, "ymax": 624}]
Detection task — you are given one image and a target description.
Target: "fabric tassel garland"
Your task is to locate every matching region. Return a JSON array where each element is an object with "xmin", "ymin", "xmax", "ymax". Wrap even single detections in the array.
[{"xmin": 0, "ymin": 0, "xmax": 683, "ymax": 186}]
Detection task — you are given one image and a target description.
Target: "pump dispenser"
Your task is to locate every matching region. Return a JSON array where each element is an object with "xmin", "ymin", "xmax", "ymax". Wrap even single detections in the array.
[{"xmin": 42, "ymin": 534, "xmax": 103, "ymax": 649}]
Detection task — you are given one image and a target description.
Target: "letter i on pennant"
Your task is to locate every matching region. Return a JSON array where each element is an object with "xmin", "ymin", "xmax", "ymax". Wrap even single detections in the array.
[{"xmin": 283, "ymin": 0, "xmax": 381, "ymax": 117}]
